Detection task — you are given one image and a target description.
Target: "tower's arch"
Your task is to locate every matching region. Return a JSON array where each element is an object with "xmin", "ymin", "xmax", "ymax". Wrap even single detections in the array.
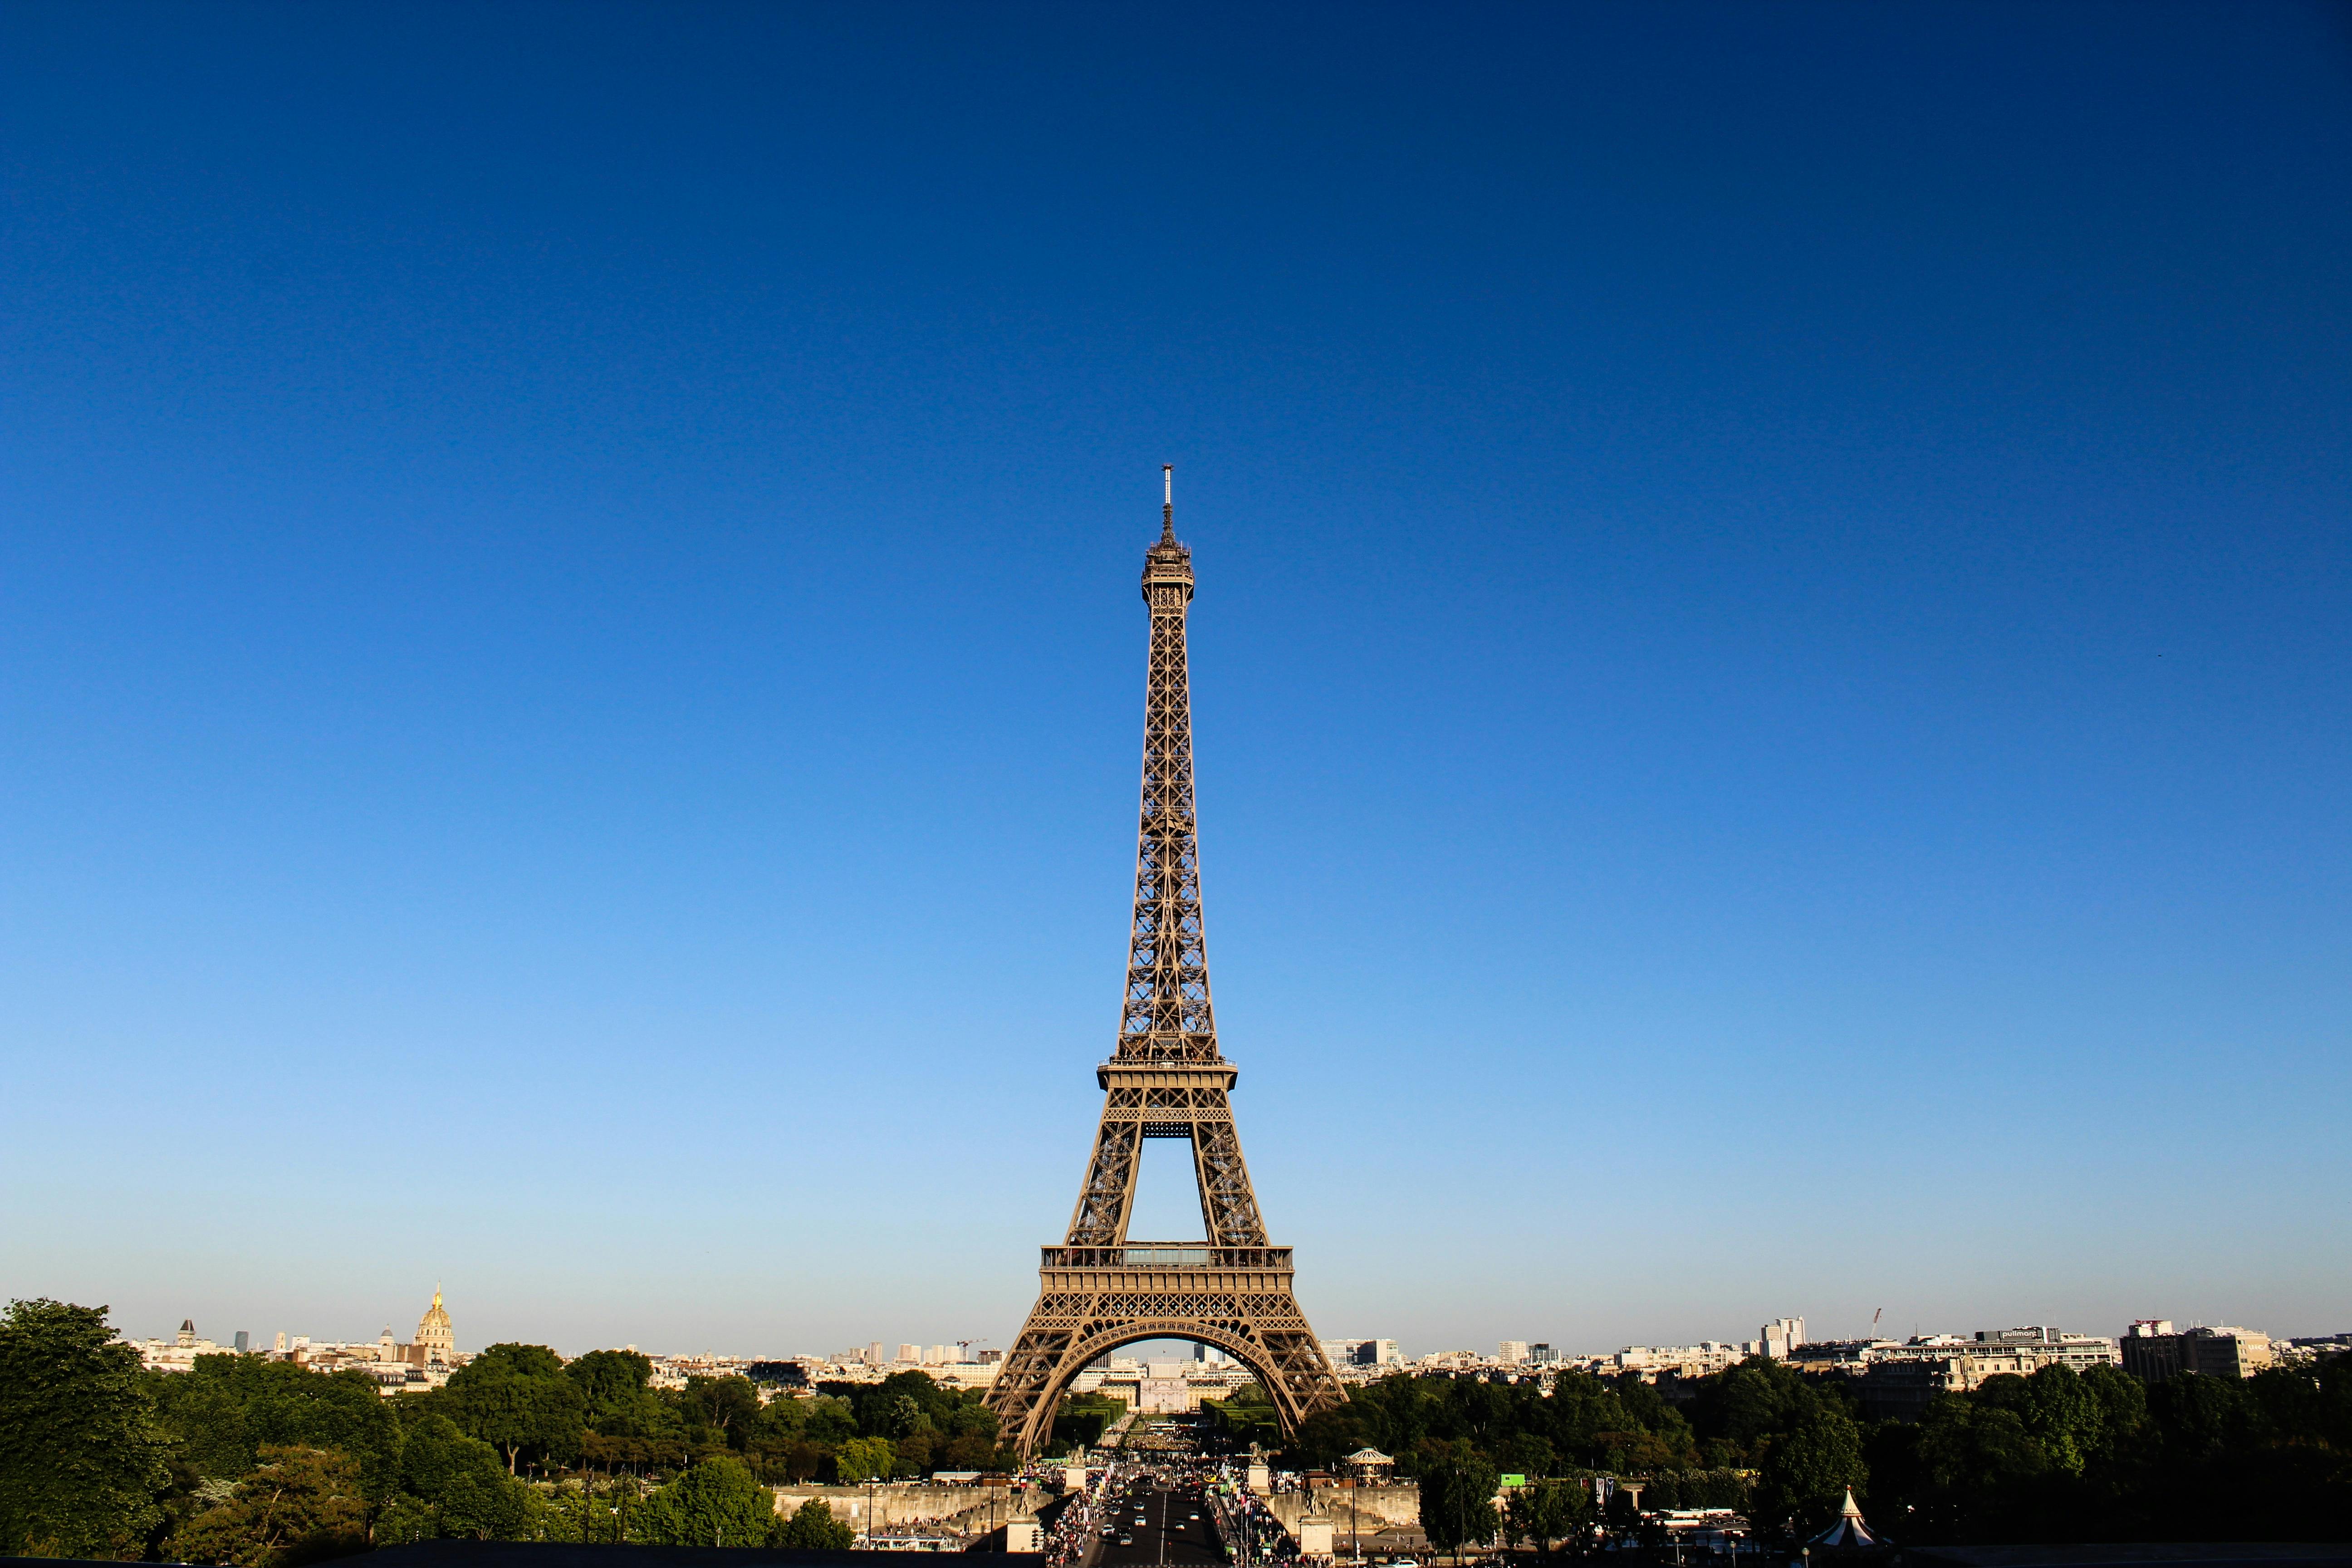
[{"xmin": 1012, "ymin": 1321, "xmax": 1304, "ymax": 1456}]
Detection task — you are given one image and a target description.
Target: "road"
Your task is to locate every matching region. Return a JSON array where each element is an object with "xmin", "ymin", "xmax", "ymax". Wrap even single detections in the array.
[{"xmin": 1093, "ymin": 1483, "xmax": 1224, "ymax": 1568}]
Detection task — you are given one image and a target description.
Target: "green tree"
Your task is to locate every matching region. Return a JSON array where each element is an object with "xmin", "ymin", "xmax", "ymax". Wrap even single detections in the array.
[
  {"xmin": 167, "ymin": 1446, "xmax": 368, "ymax": 1568},
  {"xmin": 1686, "ymin": 1357, "xmax": 1824, "ymax": 1463},
  {"xmin": 1752, "ymin": 1405, "xmax": 1866, "ymax": 1538},
  {"xmin": 1901, "ymin": 1390, "xmax": 2070, "ymax": 1542},
  {"xmin": 443, "ymin": 1343, "xmax": 587, "ymax": 1474},
  {"xmin": 1054, "ymin": 1391, "xmax": 1130, "ymax": 1450},
  {"xmin": 2150, "ymin": 1370, "xmax": 2254, "ymax": 1464},
  {"xmin": 802, "ymin": 1394, "xmax": 858, "ymax": 1445},
  {"xmin": 566, "ymin": 1350, "xmax": 672, "ymax": 1438},
  {"xmin": 0, "ymin": 1298, "xmax": 172, "ymax": 1558},
  {"xmin": 834, "ymin": 1435, "xmax": 896, "ymax": 1483},
  {"xmin": 936, "ymin": 1428, "xmax": 1009, "ymax": 1473},
  {"xmin": 1500, "ymin": 1431, "xmax": 1559, "ymax": 1477},
  {"xmin": 1289, "ymin": 1403, "xmax": 1385, "ymax": 1470},
  {"xmin": 684, "ymin": 1375, "xmax": 764, "ymax": 1445},
  {"xmin": 633, "ymin": 1456, "xmax": 772, "ymax": 1547},
  {"xmin": 1416, "ymin": 1439, "xmax": 1500, "ymax": 1561},
  {"xmin": 823, "ymin": 1370, "xmax": 955, "ymax": 1440},
  {"xmin": 1503, "ymin": 1478, "xmax": 1588, "ymax": 1555},
  {"xmin": 2079, "ymin": 1363, "xmax": 2149, "ymax": 1456},
  {"xmin": 385, "ymin": 1414, "xmax": 530, "ymax": 1541},
  {"xmin": 2248, "ymin": 1352, "xmax": 2352, "ymax": 1451},
  {"xmin": 1200, "ymin": 1388, "xmax": 1279, "ymax": 1450},
  {"xmin": 152, "ymin": 1357, "xmax": 404, "ymax": 1500},
  {"xmin": 771, "ymin": 1494, "xmax": 855, "ymax": 1549},
  {"xmin": 1974, "ymin": 1365, "xmax": 2131, "ymax": 1476}
]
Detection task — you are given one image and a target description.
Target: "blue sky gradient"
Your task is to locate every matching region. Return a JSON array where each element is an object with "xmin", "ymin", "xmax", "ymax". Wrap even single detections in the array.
[{"xmin": 2, "ymin": 1, "xmax": 2347, "ymax": 1358}]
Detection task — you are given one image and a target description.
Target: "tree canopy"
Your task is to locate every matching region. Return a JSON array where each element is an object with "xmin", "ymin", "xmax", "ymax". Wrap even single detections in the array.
[
  {"xmin": 0, "ymin": 1298, "xmax": 173, "ymax": 1558},
  {"xmin": 166, "ymin": 1446, "xmax": 369, "ymax": 1568},
  {"xmin": 1280, "ymin": 1352, "xmax": 2352, "ymax": 1549},
  {"xmin": 442, "ymin": 1343, "xmax": 587, "ymax": 1475},
  {"xmin": 773, "ymin": 1494, "xmax": 855, "ymax": 1550},
  {"xmin": 632, "ymin": 1456, "xmax": 771, "ymax": 1547}
]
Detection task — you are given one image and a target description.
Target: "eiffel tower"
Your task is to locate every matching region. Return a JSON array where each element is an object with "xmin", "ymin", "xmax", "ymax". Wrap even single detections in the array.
[{"xmin": 987, "ymin": 468, "xmax": 1347, "ymax": 1458}]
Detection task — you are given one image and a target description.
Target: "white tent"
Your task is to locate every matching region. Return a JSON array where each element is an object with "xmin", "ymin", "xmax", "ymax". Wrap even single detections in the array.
[{"xmin": 1807, "ymin": 1489, "xmax": 1880, "ymax": 1549}]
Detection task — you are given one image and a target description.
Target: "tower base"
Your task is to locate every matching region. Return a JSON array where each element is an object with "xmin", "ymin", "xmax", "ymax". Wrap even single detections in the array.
[{"xmin": 987, "ymin": 1248, "xmax": 1346, "ymax": 1457}]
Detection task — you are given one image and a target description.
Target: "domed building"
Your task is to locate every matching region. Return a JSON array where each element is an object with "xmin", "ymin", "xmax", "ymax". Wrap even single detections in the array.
[{"xmin": 415, "ymin": 1286, "xmax": 454, "ymax": 1364}]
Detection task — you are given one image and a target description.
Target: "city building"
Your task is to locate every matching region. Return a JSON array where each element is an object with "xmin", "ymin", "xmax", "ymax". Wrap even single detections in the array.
[
  {"xmin": 1761, "ymin": 1318, "xmax": 1806, "ymax": 1359},
  {"xmin": 930, "ymin": 1362, "xmax": 1000, "ymax": 1393},
  {"xmin": 1613, "ymin": 1342, "xmax": 1760, "ymax": 1379},
  {"xmin": 1782, "ymin": 1325, "xmax": 2119, "ymax": 1411},
  {"xmin": 415, "ymin": 1289, "xmax": 455, "ymax": 1362},
  {"xmin": 1968, "ymin": 1326, "xmax": 2121, "ymax": 1370},
  {"xmin": 2120, "ymin": 1321, "xmax": 2274, "ymax": 1383},
  {"xmin": 344, "ymin": 1289, "xmax": 462, "ymax": 1383},
  {"xmin": 1138, "ymin": 1360, "xmax": 1191, "ymax": 1413},
  {"xmin": 1498, "ymin": 1341, "xmax": 1529, "ymax": 1365},
  {"xmin": 130, "ymin": 1319, "xmax": 231, "ymax": 1372},
  {"xmin": 2283, "ymin": 1333, "xmax": 2352, "ymax": 1358},
  {"xmin": 646, "ymin": 1352, "xmax": 764, "ymax": 1390}
]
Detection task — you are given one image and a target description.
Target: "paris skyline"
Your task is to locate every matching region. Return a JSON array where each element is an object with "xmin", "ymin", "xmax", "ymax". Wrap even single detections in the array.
[{"xmin": 3, "ymin": 2, "xmax": 2346, "ymax": 1357}]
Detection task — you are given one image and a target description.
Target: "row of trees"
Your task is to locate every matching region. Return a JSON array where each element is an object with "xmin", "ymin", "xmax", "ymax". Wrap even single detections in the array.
[
  {"xmin": 1048, "ymin": 1392, "xmax": 1130, "ymax": 1452},
  {"xmin": 1282, "ymin": 1352, "xmax": 2352, "ymax": 1546},
  {"xmin": 0, "ymin": 1298, "xmax": 999, "ymax": 1563},
  {"xmin": 410, "ymin": 1342, "xmax": 1013, "ymax": 1481}
]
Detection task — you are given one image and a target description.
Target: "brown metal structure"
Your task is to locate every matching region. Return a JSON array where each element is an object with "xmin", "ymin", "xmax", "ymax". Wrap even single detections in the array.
[{"xmin": 988, "ymin": 469, "xmax": 1347, "ymax": 1458}]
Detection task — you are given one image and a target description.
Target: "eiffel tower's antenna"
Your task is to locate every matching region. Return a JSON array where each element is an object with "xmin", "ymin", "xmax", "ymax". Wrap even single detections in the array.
[{"xmin": 1162, "ymin": 463, "xmax": 1175, "ymax": 541}]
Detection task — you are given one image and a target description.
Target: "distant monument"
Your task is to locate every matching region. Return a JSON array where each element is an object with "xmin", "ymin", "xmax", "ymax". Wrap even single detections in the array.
[{"xmin": 414, "ymin": 1286, "xmax": 454, "ymax": 1362}]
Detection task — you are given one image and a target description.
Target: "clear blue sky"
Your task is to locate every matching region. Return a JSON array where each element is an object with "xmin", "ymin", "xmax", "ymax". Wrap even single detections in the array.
[{"xmin": 2, "ymin": 1, "xmax": 2346, "ymax": 1360}]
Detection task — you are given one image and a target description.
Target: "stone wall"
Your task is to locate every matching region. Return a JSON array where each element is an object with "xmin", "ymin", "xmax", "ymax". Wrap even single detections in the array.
[
  {"xmin": 1266, "ymin": 1485, "xmax": 1421, "ymax": 1533},
  {"xmin": 770, "ymin": 1483, "xmax": 1039, "ymax": 1535}
]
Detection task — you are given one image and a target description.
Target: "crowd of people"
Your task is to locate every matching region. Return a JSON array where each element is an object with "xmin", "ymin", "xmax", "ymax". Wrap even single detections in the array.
[
  {"xmin": 1039, "ymin": 1461, "xmax": 1112, "ymax": 1568},
  {"xmin": 1205, "ymin": 1466, "xmax": 1303, "ymax": 1568}
]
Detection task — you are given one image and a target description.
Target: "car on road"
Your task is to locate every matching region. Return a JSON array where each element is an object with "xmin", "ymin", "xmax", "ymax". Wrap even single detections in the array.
[{"xmin": 1118, "ymin": 1537, "xmax": 1135, "ymax": 1547}]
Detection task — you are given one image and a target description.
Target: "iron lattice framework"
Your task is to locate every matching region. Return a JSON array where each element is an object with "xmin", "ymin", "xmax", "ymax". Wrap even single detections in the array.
[{"xmin": 988, "ymin": 471, "xmax": 1346, "ymax": 1457}]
